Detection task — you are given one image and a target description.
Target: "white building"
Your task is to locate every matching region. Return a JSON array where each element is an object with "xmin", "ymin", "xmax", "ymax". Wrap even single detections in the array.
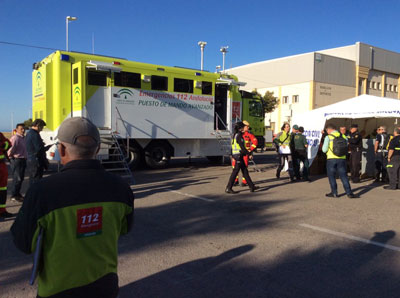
[{"xmin": 227, "ymin": 42, "xmax": 400, "ymax": 133}]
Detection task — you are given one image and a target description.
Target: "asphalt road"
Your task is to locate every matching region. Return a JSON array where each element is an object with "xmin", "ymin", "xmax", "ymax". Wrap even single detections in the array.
[{"xmin": 1, "ymin": 152, "xmax": 400, "ymax": 298}]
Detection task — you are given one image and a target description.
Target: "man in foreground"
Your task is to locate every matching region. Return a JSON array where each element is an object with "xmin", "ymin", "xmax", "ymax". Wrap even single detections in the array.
[
  {"xmin": 11, "ymin": 117, "xmax": 134, "ymax": 298},
  {"xmin": 322, "ymin": 124, "xmax": 356, "ymax": 198}
]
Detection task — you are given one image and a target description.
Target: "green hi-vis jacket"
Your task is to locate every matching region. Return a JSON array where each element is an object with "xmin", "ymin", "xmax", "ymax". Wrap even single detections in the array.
[{"xmin": 11, "ymin": 160, "xmax": 134, "ymax": 297}]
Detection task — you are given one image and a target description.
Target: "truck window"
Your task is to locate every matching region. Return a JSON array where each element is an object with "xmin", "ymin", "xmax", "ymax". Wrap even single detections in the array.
[
  {"xmin": 174, "ymin": 78, "xmax": 193, "ymax": 93},
  {"xmin": 249, "ymin": 100, "xmax": 263, "ymax": 117},
  {"xmin": 202, "ymin": 81, "xmax": 212, "ymax": 95},
  {"xmin": 73, "ymin": 68, "xmax": 78, "ymax": 84},
  {"xmin": 151, "ymin": 75, "xmax": 168, "ymax": 91},
  {"xmin": 114, "ymin": 71, "xmax": 141, "ymax": 88},
  {"xmin": 88, "ymin": 71, "xmax": 108, "ymax": 86}
]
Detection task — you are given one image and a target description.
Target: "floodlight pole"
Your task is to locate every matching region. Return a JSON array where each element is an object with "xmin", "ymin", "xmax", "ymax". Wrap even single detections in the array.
[
  {"xmin": 198, "ymin": 41, "xmax": 207, "ymax": 71},
  {"xmin": 220, "ymin": 46, "xmax": 229, "ymax": 72},
  {"xmin": 66, "ymin": 16, "xmax": 78, "ymax": 52}
]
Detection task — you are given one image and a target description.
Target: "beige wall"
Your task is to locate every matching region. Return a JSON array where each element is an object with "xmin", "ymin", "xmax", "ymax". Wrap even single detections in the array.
[
  {"xmin": 317, "ymin": 44, "xmax": 357, "ymax": 61},
  {"xmin": 260, "ymin": 82, "xmax": 312, "ymax": 133},
  {"xmin": 227, "ymin": 53, "xmax": 314, "ymax": 91},
  {"xmin": 314, "ymin": 82, "xmax": 355, "ymax": 108}
]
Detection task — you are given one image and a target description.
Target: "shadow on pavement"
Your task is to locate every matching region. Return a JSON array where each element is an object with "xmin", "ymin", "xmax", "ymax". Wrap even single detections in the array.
[{"xmin": 120, "ymin": 230, "xmax": 398, "ymax": 298}]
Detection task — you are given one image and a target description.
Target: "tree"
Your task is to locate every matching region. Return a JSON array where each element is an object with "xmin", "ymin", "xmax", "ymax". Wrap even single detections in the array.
[{"xmin": 252, "ymin": 90, "xmax": 279, "ymax": 114}]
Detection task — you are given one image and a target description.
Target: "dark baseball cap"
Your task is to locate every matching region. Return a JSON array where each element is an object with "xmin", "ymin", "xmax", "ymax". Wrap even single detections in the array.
[
  {"xmin": 293, "ymin": 124, "xmax": 299, "ymax": 130},
  {"xmin": 57, "ymin": 117, "xmax": 100, "ymax": 145}
]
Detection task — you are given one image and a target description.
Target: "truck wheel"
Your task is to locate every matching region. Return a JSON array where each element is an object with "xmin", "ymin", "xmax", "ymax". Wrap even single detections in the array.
[
  {"xmin": 126, "ymin": 146, "xmax": 143, "ymax": 170},
  {"xmin": 145, "ymin": 144, "xmax": 170, "ymax": 169}
]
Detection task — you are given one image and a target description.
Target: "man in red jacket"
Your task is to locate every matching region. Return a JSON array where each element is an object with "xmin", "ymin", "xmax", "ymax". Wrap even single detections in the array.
[
  {"xmin": 232, "ymin": 120, "xmax": 258, "ymax": 186},
  {"xmin": 0, "ymin": 132, "xmax": 13, "ymax": 219}
]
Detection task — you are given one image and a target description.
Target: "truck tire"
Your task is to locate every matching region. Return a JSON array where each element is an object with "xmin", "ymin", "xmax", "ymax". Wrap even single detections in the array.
[
  {"xmin": 145, "ymin": 143, "xmax": 170, "ymax": 169},
  {"xmin": 126, "ymin": 146, "xmax": 143, "ymax": 170}
]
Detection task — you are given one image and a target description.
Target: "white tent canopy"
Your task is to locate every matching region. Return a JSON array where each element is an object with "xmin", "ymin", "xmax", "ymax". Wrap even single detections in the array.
[{"xmin": 292, "ymin": 94, "xmax": 400, "ymax": 164}]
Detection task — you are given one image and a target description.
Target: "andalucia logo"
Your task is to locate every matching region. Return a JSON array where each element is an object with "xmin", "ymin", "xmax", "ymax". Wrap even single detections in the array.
[
  {"xmin": 117, "ymin": 88, "xmax": 134, "ymax": 99},
  {"xmin": 35, "ymin": 72, "xmax": 43, "ymax": 94},
  {"xmin": 74, "ymin": 86, "xmax": 81, "ymax": 101},
  {"xmin": 36, "ymin": 72, "xmax": 42, "ymax": 88}
]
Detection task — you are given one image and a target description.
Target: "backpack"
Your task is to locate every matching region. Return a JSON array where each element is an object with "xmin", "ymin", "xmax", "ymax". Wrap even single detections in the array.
[{"xmin": 330, "ymin": 133, "xmax": 348, "ymax": 156}]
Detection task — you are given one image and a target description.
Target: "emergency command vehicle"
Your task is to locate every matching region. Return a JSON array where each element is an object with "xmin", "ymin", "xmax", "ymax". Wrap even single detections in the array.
[{"xmin": 32, "ymin": 51, "xmax": 265, "ymax": 168}]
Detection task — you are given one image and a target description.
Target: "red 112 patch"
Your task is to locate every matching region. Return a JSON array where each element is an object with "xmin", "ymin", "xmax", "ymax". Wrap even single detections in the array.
[{"xmin": 76, "ymin": 207, "xmax": 103, "ymax": 238}]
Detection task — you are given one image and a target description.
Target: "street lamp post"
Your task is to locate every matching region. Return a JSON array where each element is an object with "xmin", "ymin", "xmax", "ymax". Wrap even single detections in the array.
[
  {"xmin": 220, "ymin": 46, "xmax": 229, "ymax": 72},
  {"xmin": 66, "ymin": 16, "xmax": 77, "ymax": 52},
  {"xmin": 198, "ymin": 41, "xmax": 207, "ymax": 71}
]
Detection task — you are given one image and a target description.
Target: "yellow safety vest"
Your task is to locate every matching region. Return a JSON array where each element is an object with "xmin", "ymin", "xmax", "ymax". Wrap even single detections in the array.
[
  {"xmin": 231, "ymin": 134, "xmax": 241, "ymax": 155},
  {"xmin": 326, "ymin": 131, "xmax": 347, "ymax": 160}
]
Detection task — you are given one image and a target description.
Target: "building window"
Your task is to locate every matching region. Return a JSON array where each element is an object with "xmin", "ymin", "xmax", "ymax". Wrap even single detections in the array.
[
  {"xmin": 396, "ymin": 85, "xmax": 398, "ymax": 93},
  {"xmin": 372, "ymin": 82, "xmax": 376, "ymax": 89},
  {"xmin": 377, "ymin": 82, "xmax": 381, "ymax": 90},
  {"xmin": 292, "ymin": 95, "xmax": 299, "ymax": 103},
  {"xmin": 386, "ymin": 84, "xmax": 390, "ymax": 91},
  {"xmin": 368, "ymin": 80, "xmax": 372, "ymax": 89},
  {"xmin": 391, "ymin": 85, "xmax": 394, "ymax": 92},
  {"xmin": 282, "ymin": 96, "xmax": 289, "ymax": 104}
]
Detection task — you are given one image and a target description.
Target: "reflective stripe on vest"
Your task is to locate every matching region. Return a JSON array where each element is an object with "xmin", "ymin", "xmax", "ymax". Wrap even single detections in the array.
[
  {"xmin": 0, "ymin": 186, "xmax": 7, "ymax": 190},
  {"xmin": 232, "ymin": 134, "xmax": 241, "ymax": 155},
  {"xmin": 326, "ymin": 131, "xmax": 346, "ymax": 160},
  {"xmin": 0, "ymin": 204, "xmax": 6, "ymax": 208},
  {"xmin": 3, "ymin": 141, "xmax": 10, "ymax": 150},
  {"xmin": 0, "ymin": 154, "xmax": 5, "ymax": 160}
]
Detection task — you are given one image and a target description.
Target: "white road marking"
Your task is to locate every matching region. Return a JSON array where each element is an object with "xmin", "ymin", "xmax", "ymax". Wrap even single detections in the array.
[
  {"xmin": 299, "ymin": 223, "xmax": 400, "ymax": 252},
  {"xmin": 169, "ymin": 190, "xmax": 215, "ymax": 202}
]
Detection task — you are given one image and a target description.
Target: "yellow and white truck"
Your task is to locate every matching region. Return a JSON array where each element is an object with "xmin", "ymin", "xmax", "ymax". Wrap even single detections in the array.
[{"xmin": 32, "ymin": 51, "xmax": 265, "ymax": 168}]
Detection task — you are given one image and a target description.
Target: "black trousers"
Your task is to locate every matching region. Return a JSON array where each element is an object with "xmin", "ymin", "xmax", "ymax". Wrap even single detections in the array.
[
  {"xmin": 375, "ymin": 152, "xmax": 388, "ymax": 181},
  {"xmin": 227, "ymin": 155, "xmax": 255, "ymax": 189},
  {"xmin": 349, "ymin": 149, "xmax": 361, "ymax": 182},
  {"xmin": 387, "ymin": 155, "xmax": 400, "ymax": 189},
  {"xmin": 27, "ymin": 159, "xmax": 44, "ymax": 187},
  {"xmin": 10, "ymin": 158, "xmax": 26, "ymax": 197},
  {"xmin": 293, "ymin": 151, "xmax": 309, "ymax": 179}
]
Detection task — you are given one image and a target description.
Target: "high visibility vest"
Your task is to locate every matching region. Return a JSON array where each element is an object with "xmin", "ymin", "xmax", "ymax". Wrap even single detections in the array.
[
  {"xmin": 277, "ymin": 131, "xmax": 291, "ymax": 146},
  {"xmin": 326, "ymin": 131, "xmax": 347, "ymax": 160},
  {"xmin": 231, "ymin": 134, "xmax": 241, "ymax": 155}
]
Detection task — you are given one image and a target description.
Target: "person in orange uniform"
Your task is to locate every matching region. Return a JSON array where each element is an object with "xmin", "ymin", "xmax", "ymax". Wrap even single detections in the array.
[
  {"xmin": 0, "ymin": 132, "xmax": 14, "ymax": 219},
  {"xmin": 232, "ymin": 120, "xmax": 258, "ymax": 186}
]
